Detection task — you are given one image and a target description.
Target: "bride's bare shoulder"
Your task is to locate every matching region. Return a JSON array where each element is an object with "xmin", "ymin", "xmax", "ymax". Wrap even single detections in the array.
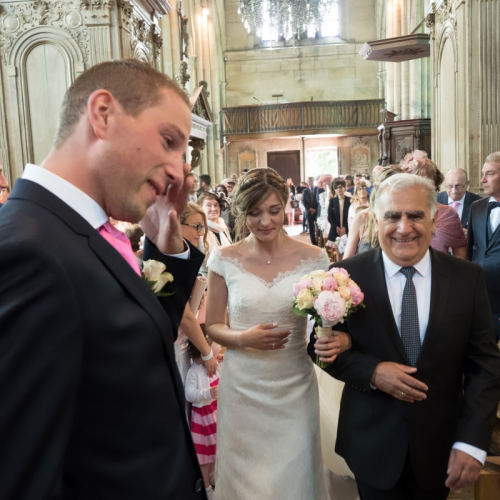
[
  {"xmin": 219, "ymin": 243, "xmax": 246, "ymax": 260},
  {"xmin": 289, "ymin": 239, "xmax": 324, "ymax": 261}
]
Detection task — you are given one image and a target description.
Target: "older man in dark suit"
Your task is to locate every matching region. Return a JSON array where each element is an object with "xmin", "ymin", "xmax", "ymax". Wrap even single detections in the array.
[
  {"xmin": 467, "ymin": 151, "xmax": 500, "ymax": 341},
  {"xmin": 302, "ymin": 176, "xmax": 319, "ymax": 245},
  {"xmin": 315, "ymin": 173, "xmax": 500, "ymax": 500},
  {"xmin": 437, "ymin": 167, "xmax": 481, "ymax": 229},
  {"xmin": 0, "ymin": 60, "xmax": 207, "ymax": 499}
]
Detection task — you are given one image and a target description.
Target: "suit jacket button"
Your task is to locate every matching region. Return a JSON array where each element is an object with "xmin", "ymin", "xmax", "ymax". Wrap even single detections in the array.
[
  {"xmin": 194, "ymin": 478, "xmax": 203, "ymax": 493},
  {"xmin": 485, "ymin": 254, "xmax": 490, "ymax": 258}
]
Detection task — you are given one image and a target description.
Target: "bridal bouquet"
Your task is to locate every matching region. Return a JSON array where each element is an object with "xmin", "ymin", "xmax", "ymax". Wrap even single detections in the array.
[
  {"xmin": 292, "ymin": 268, "xmax": 365, "ymax": 368},
  {"xmin": 142, "ymin": 260, "xmax": 174, "ymax": 297}
]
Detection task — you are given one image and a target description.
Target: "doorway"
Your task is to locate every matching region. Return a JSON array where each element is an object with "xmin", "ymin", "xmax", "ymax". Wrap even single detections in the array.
[{"xmin": 267, "ymin": 150, "xmax": 301, "ymax": 185}]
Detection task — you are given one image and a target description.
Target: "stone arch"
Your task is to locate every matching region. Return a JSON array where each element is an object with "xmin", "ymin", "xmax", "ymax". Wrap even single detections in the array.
[
  {"xmin": 435, "ymin": 24, "xmax": 458, "ymax": 172},
  {"xmin": 6, "ymin": 26, "xmax": 85, "ymax": 169}
]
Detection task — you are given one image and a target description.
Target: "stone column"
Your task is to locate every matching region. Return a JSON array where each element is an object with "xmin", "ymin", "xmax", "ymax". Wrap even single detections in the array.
[
  {"xmin": 393, "ymin": 0, "xmax": 402, "ymax": 118},
  {"xmin": 386, "ymin": 0, "xmax": 394, "ymax": 113}
]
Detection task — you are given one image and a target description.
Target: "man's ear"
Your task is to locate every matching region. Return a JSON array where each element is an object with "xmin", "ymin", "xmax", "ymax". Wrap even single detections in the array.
[{"xmin": 86, "ymin": 90, "xmax": 116, "ymax": 140}]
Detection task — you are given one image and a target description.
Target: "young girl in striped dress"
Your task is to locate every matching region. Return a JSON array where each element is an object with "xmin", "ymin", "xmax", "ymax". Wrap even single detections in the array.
[{"xmin": 185, "ymin": 339, "xmax": 221, "ymax": 500}]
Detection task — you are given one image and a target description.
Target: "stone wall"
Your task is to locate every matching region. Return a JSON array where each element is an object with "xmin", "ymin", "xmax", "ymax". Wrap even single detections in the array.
[
  {"xmin": 428, "ymin": 0, "xmax": 499, "ymax": 188},
  {"xmin": 224, "ymin": 0, "xmax": 382, "ymax": 107},
  {"xmin": 226, "ymin": 135, "xmax": 380, "ymax": 178}
]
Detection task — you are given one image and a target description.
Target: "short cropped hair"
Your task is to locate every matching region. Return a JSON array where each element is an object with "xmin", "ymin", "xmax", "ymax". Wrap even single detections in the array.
[
  {"xmin": 199, "ymin": 174, "xmax": 211, "ymax": 187},
  {"xmin": 125, "ymin": 225, "xmax": 144, "ymax": 253},
  {"xmin": 332, "ymin": 178, "xmax": 346, "ymax": 190},
  {"xmin": 55, "ymin": 59, "xmax": 190, "ymax": 148},
  {"xmin": 375, "ymin": 173, "xmax": 437, "ymax": 218},
  {"xmin": 486, "ymin": 151, "xmax": 500, "ymax": 164}
]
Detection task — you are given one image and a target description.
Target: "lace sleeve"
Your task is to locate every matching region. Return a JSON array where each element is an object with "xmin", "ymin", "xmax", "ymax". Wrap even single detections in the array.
[{"xmin": 206, "ymin": 246, "xmax": 225, "ymax": 278}]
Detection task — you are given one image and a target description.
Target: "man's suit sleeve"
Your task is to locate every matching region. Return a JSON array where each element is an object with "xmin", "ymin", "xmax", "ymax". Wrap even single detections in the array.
[
  {"xmin": 0, "ymin": 243, "xmax": 81, "ymax": 499},
  {"xmin": 466, "ymin": 204, "xmax": 475, "ymax": 260},
  {"xmin": 302, "ymin": 190, "xmax": 312, "ymax": 212},
  {"xmin": 455, "ymin": 267, "xmax": 500, "ymax": 451},
  {"xmin": 143, "ymin": 238, "xmax": 205, "ymax": 334},
  {"xmin": 309, "ymin": 321, "xmax": 382, "ymax": 392}
]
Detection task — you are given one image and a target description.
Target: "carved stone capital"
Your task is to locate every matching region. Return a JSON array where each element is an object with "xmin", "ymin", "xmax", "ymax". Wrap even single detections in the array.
[{"xmin": 189, "ymin": 138, "xmax": 205, "ymax": 169}]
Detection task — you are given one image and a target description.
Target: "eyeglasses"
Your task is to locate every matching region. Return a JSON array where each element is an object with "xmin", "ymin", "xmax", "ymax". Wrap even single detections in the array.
[
  {"xmin": 445, "ymin": 184, "xmax": 466, "ymax": 190},
  {"xmin": 182, "ymin": 223, "xmax": 205, "ymax": 233}
]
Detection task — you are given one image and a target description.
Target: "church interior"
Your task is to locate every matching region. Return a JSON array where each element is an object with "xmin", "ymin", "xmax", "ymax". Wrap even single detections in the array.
[
  {"xmin": 0, "ymin": 0, "xmax": 498, "ymax": 189},
  {"xmin": 0, "ymin": 0, "xmax": 500, "ymax": 498}
]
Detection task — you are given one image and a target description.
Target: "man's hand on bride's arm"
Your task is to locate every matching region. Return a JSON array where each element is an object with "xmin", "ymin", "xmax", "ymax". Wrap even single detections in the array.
[
  {"xmin": 240, "ymin": 323, "xmax": 290, "ymax": 350},
  {"xmin": 370, "ymin": 362, "xmax": 428, "ymax": 403},
  {"xmin": 314, "ymin": 332, "xmax": 352, "ymax": 363}
]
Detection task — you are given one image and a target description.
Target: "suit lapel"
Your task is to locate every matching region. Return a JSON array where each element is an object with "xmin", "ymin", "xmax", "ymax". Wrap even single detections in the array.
[
  {"xmin": 417, "ymin": 249, "xmax": 449, "ymax": 364},
  {"xmin": 462, "ymin": 192, "xmax": 472, "ymax": 226},
  {"xmin": 333, "ymin": 197, "xmax": 340, "ymax": 226},
  {"xmin": 87, "ymin": 231, "xmax": 170, "ymax": 339},
  {"xmin": 368, "ymin": 249, "xmax": 409, "ymax": 363},
  {"xmin": 12, "ymin": 180, "xmax": 170, "ymax": 346}
]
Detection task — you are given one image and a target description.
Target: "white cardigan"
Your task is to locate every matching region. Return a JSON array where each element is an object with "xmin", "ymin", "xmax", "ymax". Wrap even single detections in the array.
[{"xmin": 184, "ymin": 363, "xmax": 219, "ymax": 408}]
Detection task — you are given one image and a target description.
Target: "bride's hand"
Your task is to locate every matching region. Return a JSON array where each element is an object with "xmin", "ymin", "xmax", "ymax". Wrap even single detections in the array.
[
  {"xmin": 315, "ymin": 332, "xmax": 352, "ymax": 363},
  {"xmin": 240, "ymin": 323, "xmax": 290, "ymax": 350}
]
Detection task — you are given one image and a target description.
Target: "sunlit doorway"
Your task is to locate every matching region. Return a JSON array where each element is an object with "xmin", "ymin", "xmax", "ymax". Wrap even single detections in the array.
[{"xmin": 306, "ymin": 148, "xmax": 338, "ymax": 180}]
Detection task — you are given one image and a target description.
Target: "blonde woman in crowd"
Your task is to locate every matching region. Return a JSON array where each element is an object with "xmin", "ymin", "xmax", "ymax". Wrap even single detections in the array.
[
  {"xmin": 175, "ymin": 203, "xmax": 218, "ymax": 386},
  {"xmin": 347, "ymin": 181, "xmax": 369, "ymax": 227}
]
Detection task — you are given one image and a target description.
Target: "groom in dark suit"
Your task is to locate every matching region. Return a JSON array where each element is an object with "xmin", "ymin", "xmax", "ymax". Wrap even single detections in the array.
[
  {"xmin": 315, "ymin": 173, "xmax": 500, "ymax": 499},
  {"xmin": 0, "ymin": 60, "xmax": 207, "ymax": 499},
  {"xmin": 467, "ymin": 151, "xmax": 500, "ymax": 341}
]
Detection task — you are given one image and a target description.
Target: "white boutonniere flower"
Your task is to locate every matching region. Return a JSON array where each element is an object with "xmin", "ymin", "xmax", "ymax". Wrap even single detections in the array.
[{"xmin": 142, "ymin": 259, "xmax": 174, "ymax": 296}]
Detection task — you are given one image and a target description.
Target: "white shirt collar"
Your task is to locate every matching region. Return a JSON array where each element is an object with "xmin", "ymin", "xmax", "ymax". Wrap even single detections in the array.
[
  {"xmin": 22, "ymin": 164, "xmax": 108, "ymax": 229},
  {"xmin": 489, "ymin": 196, "xmax": 500, "ymax": 203},
  {"xmin": 382, "ymin": 249, "xmax": 431, "ymax": 279},
  {"xmin": 447, "ymin": 194, "xmax": 465, "ymax": 205}
]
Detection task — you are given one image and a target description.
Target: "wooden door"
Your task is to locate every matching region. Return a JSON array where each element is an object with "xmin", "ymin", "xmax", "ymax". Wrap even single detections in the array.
[{"xmin": 267, "ymin": 150, "xmax": 301, "ymax": 185}]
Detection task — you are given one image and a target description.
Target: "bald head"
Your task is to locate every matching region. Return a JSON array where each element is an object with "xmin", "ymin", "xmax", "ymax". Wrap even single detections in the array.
[{"xmin": 444, "ymin": 168, "xmax": 469, "ymax": 201}]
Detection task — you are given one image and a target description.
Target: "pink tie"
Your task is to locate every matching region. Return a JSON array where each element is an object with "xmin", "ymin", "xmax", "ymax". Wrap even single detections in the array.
[
  {"xmin": 98, "ymin": 221, "xmax": 141, "ymax": 276},
  {"xmin": 451, "ymin": 201, "xmax": 460, "ymax": 211}
]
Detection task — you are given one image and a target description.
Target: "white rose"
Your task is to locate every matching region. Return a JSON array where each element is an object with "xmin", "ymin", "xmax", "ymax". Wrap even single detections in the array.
[
  {"xmin": 143, "ymin": 260, "xmax": 166, "ymax": 282},
  {"xmin": 296, "ymin": 288, "xmax": 315, "ymax": 310},
  {"xmin": 153, "ymin": 272, "xmax": 174, "ymax": 293},
  {"xmin": 312, "ymin": 278, "xmax": 324, "ymax": 294},
  {"xmin": 311, "ymin": 270, "xmax": 328, "ymax": 280}
]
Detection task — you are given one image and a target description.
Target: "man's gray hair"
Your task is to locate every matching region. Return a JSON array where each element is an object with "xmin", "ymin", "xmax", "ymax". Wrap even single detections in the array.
[
  {"xmin": 445, "ymin": 167, "xmax": 468, "ymax": 182},
  {"xmin": 486, "ymin": 151, "xmax": 500, "ymax": 164},
  {"xmin": 374, "ymin": 173, "xmax": 437, "ymax": 218}
]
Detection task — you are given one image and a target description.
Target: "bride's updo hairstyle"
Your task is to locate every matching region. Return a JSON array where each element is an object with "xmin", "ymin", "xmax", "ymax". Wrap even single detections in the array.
[{"xmin": 231, "ymin": 167, "xmax": 289, "ymax": 242}]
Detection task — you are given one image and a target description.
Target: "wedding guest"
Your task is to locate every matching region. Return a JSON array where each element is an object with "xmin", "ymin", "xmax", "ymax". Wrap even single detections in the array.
[
  {"xmin": 467, "ymin": 151, "xmax": 500, "ymax": 340},
  {"xmin": 226, "ymin": 181, "xmax": 236, "ymax": 198},
  {"xmin": 372, "ymin": 165, "xmax": 384, "ymax": 180},
  {"xmin": 197, "ymin": 192, "xmax": 232, "ymax": 275},
  {"xmin": 230, "ymin": 173, "xmax": 238, "ymax": 183},
  {"xmin": 0, "ymin": 186, "xmax": 9, "ymax": 205},
  {"xmin": 411, "ymin": 159, "xmax": 467, "ymax": 258},
  {"xmin": 177, "ymin": 202, "xmax": 218, "ymax": 384},
  {"xmin": 285, "ymin": 178, "xmax": 296, "ymax": 226},
  {"xmin": 240, "ymin": 169, "xmax": 249, "ymax": 179},
  {"xmin": 345, "ymin": 175, "xmax": 355, "ymax": 195},
  {"xmin": 185, "ymin": 339, "xmax": 221, "ymax": 500},
  {"xmin": 198, "ymin": 174, "xmax": 211, "ymax": 195},
  {"xmin": 296, "ymin": 181, "xmax": 308, "ymax": 233},
  {"xmin": 437, "ymin": 168, "xmax": 481, "ymax": 228},
  {"xmin": 343, "ymin": 166, "xmax": 403, "ymax": 258},
  {"xmin": 0, "ymin": 59, "xmax": 206, "ymax": 499},
  {"xmin": 315, "ymin": 173, "xmax": 500, "ymax": 500},
  {"xmin": 125, "ymin": 224, "xmax": 144, "ymax": 266},
  {"xmin": 327, "ymin": 178, "xmax": 349, "ymax": 244},
  {"xmin": 214, "ymin": 184, "xmax": 228, "ymax": 199},
  {"xmin": 302, "ymin": 176, "xmax": 319, "ymax": 245},
  {"xmin": 186, "ymin": 171, "xmax": 199, "ymax": 202},
  {"xmin": 347, "ymin": 181, "xmax": 369, "ymax": 227}
]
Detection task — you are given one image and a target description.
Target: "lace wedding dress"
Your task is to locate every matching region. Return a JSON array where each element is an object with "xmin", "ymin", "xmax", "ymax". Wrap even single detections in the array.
[{"xmin": 207, "ymin": 246, "xmax": 355, "ymax": 500}]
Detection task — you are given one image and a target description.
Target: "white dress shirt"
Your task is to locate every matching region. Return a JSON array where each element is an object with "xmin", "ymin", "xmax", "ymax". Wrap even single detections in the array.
[
  {"xmin": 22, "ymin": 164, "xmax": 189, "ymax": 259},
  {"xmin": 381, "ymin": 250, "xmax": 486, "ymax": 465},
  {"xmin": 447, "ymin": 194, "xmax": 465, "ymax": 221},
  {"xmin": 489, "ymin": 196, "xmax": 500, "ymax": 233}
]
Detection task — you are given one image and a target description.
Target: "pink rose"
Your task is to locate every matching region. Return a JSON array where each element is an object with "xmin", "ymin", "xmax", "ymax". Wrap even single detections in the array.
[
  {"xmin": 328, "ymin": 267, "xmax": 349, "ymax": 278},
  {"xmin": 293, "ymin": 278, "xmax": 313, "ymax": 298},
  {"xmin": 315, "ymin": 291, "xmax": 346, "ymax": 324},
  {"xmin": 348, "ymin": 283, "xmax": 364, "ymax": 306},
  {"xmin": 322, "ymin": 276, "xmax": 338, "ymax": 291}
]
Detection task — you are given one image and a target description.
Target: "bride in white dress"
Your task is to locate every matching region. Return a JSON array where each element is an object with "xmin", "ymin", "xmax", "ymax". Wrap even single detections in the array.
[{"xmin": 206, "ymin": 168, "xmax": 353, "ymax": 500}]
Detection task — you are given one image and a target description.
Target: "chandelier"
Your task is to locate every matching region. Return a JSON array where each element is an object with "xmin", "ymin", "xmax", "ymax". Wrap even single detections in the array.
[{"xmin": 237, "ymin": 0, "xmax": 335, "ymax": 41}]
